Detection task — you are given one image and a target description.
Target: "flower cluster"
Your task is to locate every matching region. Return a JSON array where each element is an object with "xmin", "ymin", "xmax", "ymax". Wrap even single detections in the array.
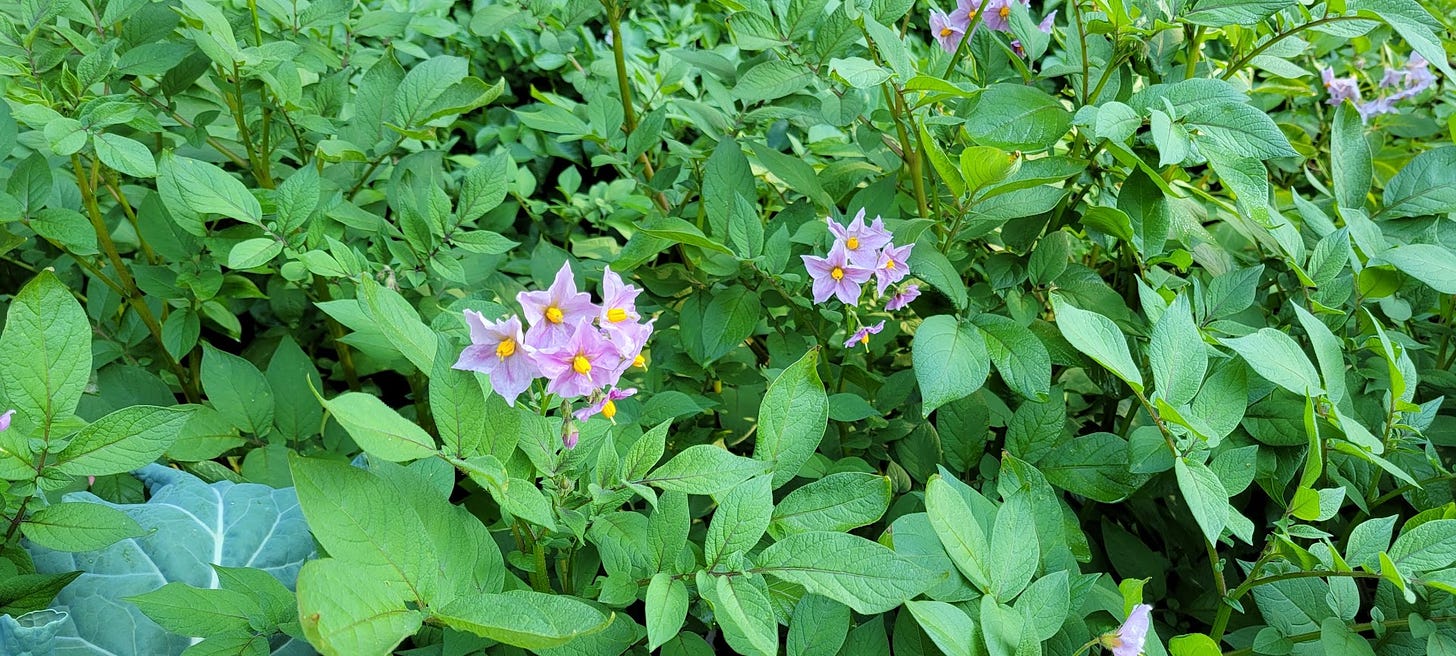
[
  {"xmin": 930, "ymin": 0, "xmax": 1055, "ymax": 54},
  {"xmin": 801, "ymin": 211, "xmax": 921, "ymax": 349},
  {"xmin": 453, "ymin": 263, "xmax": 651, "ymax": 433},
  {"xmin": 1322, "ymin": 54, "xmax": 1436, "ymax": 122}
]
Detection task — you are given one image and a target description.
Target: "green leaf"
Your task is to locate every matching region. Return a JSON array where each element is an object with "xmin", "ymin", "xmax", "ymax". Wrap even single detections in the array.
[
  {"xmin": 1006, "ymin": 393, "xmax": 1065, "ymax": 465},
  {"xmin": 964, "ymin": 84, "xmax": 1072, "ymax": 151},
  {"xmin": 701, "ymin": 573, "xmax": 778, "ymax": 656},
  {"xmin": 925, "ymin": 474, "xmax": 991, "ymax": 591},
  {"xmin": 1041, "ymin": 433, "xmax": 1144, "ymax": 503},
  {"xmin": 829, "ymin": 57, "xmax": 892, "ymax": 88},
  {"xmin": 1095, "ymin": 101, "xmax": 1140, "ymax": 143},
  {"xmin": 748, "ymin": 141, "xmax": 832, "ymax": 208},
  {"xmin": 52, "ymin": 405, "xmax": 192, "ymax": 476},
  {"xmin": 770, "ymin": 472, "xmax": 891, "ymax": 538},
  {"xmin": 359, "ymin": 276, "xmax": 438, "ymax": 374},
  {"xmin": 646, "ymin": 573, "xmax": 688, "ymax": 651},
  {"xmin": 705, "ymin": 475, "xmax": 773, "ymax": 565},
  {"xmin": 1051, "ymin": 296, "xmax": 1144, "ymax": 392},
  {"xmin": 644, "ymin": 445, "xmax": 767, "ymax": 494},
  {"xmin": 389, "ymin": 55, "xmax": 469, "ymax": 128},
  {"xmin": 1169, "ymin": 633, "xmax": 1223, "ymax": 656},
  {"xmin": 0, "ymin": 271, "xmax": 91, "ymax": 429},
  {"xmin": 457, "ymin": 150, "xmax": 511, "ymax": 222},
  {"xmin": 638, "ymin": 216, "xmax": 734, "ymax": 255},
  {"xmin": 127, "ymin": 582, "xmax": 260, "ymax": 638},
  {"xmin": 906, "ymin": 600, "xmax": 977, "ymax": 656},
  {"xmin": 1319, "ymin": 617, "xmax": 1377, "ymax": 656},
  {"xmin": 1184, "ymin": 100, "xmax": 1298, "ymax": 160},
  {"xmin": 0, "ymin": 572, "xmax": 82, "ymax": 616},
  {"xmin": 227, "ymin": 237, "xmax": 283, "ymax": 269},
  {"xmin": 914, "ymin": 315, "xmax": 990, "ymax": 417},
  {"xmin": 1149, "ymin": 294, "xmax": 1206, "ymax": 407},
  {"xmin": 267, "ymin": 336, "xmax": 324, "ymax": 444},
  {"xmin": 322, "ymin": 392, "xmax": 437, "ymax": 462},
  {"xmin": 44, "ymin": 117, "xmax": 87, "ymax": 156},
  {"xmin": 691, "ymin": 286, "xmax": 762, "ymax": 364},
  {"xmin": 1350, "ymin": 0, "xmax": 1453, "ymax": 79},
  {"xmin": 157, "ymin": 152, "xmax": 263, "ymax": 233},
  {"xmin": 735, "ymin": 60, "xmax": 813, "ymax": 104},
  {"xmin": 1015, "ymin": 571, "xmax": 1070, "ymax": 641},
  {"xmin": 753, "ymin": 349, "xmax": 828, "ymax": 486},
  {"xmin": 434, "ymin": 590, "xmax": 611, "ymax": 649},
  {"xmin": 1330, "ymin": 103, "xmax": 1371, "ymax": 209},
  {"xmin": 93, "ymin": 133, "xmax": 157, "ymax": 178},
  {"xmin": 756, "ymin": 531, "xmax": 933, "ymax": 614},
  {"xmin": 989, "ymin": 496, "xmax": 1037, "ymax": 600},
  {"xmin": 1183, "ymin": 0, "xmax": 1295, "ymax": 26},
  {"xmin": 298, "ymin": 558, "xmax": 423, "ymax": 656},
  {"xmin": 973, "ymin": 314, "xmax": 1051, "ymax": 401},
  {"xmin": 1175, "ymin": 457, "xmax": 1228, "ymax": 544},
  {"xmin": 1218, "ymin": 328, "xmax": 1323, "ymax": 397},
  {"xmin": 1378, "ymin": 244, "xmax": 1456, "ymax": 294},
  {"xmin": 21, "ymin": 502, "xmax": 144, "ymax": 552},
  {"xmin": 909, "ymin": 247, "xmax": 968, "ymax": 309},
  {"xmin": 201, "ymin": 344, "xmax": 275, "ymax": 436},
  {"xmin": 1388, "ymin": 520, "xmax": 1456, "ymax": 574},
  {"xmin": 1379, "ymin": 147, "xmax": 1456, "ymax": 219},
  {"xmin": 786, "ymin": 594, "xmax": 849, "ymax": 656}
]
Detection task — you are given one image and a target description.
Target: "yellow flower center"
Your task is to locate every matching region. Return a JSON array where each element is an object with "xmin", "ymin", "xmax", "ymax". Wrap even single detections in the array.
[
  {"xmin": 831, "ymin": 267, "xmax": 844, "ymax": 280},
  {"xmin": 939, "ymin": 26, "xmax": 953, "ymax": 37},
  {"xmin": 545, "ymin": 307, "xmax": 564, "ymax": 323},
  {"xmin": 860, "ymin": 332, "xmax": 870, "ymax": 345},
  {"xmin": 633, "ymin": 354, "xmax": 646, "ymax": 368},
  {"xmin": 885, "ymin": 259, "xmax": 896, "ymax": 270},
  {"xmin": 999, "ymin": 6, "xmax": 1010, "ymax": 18},
  {"xmin": 607, "ymin": 307, "xmax": 628, "ymax": 322},
  {"xmin": 572, "ymin": 355, "xmax": 592, "ymax": 374},
  {"xmin": 495, "ymin": 338, "xmax": 516, "ymax": 359},
  {"xmin": 847, "ymin": 236, "xmax": 860, "ymax": 249},
  {"xmin": 602, "ymin": 400, "xmax": 617, "ymax": 419}
]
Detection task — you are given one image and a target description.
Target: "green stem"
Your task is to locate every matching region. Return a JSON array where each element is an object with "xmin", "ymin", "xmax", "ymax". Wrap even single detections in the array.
[
  {"xmin": 939, "ymin": 0, "xmax": 986, "ymax": 79},
  {"xmin": 1222, "ymin": 616, "xmax": 1454, "ymax": 656},
  {"xmin": 531, "ymin": 538, "xmax": 551, "ymax": 592},
  {"xmin": 1220, "ymin": 15, "xmax": 1368, "ymax": 81},
  {"xmin": 606, "ymin": 1, "xmax": 637, "ymax": 135}
]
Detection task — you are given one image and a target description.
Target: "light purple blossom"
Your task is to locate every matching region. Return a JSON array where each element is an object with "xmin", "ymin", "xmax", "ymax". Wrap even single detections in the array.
[
  {"xmin": 1357, "ymin": 96, "xmax": 1398, "ymax": 121},
  {"xmin": 1322, "ymin": 68, "xmax": 1362, "ymax": 106},
  {"xmin": 873, "ymin": 242, "xmax": 914, "ymax": 295},
  {"xmin": 574, "ymin": 387, "xmax": 637, "ymax": 422},
  {"xmin": 886, "ymin": 284, "xmax": 921, "ymax": 310},
  {"xmin": 563, "ymin": 429, "xmax": 580, "ymax": 450},
  {"xmin": 803, "ymin": 243, "xmax": 873, "ymax": 306},
  {"xmin": 605, "ymin": 317, "xmax": 654, "ymax": 381},
  {"xmin": 1101, "ymin": 604, "xmax": 1153, "ymax": 656},
  {"xmin": 844, "ymin": 321, "xmax": 886, "ymax": 349},
  {"xmin": 517, "ymin": 263, "xmax": 599, "ymax": 351},
  {"xmin": 597, "ymin": 267, "xmax": 642, "ymax": 342},
  {"xmin": 0, "ymin": 409, "xmax": 12, "ymax": 432},
  {"xmin": 1038, "ymin": 9, "xmax": 1056, "ymax": 32},
  {"xmin": 981, "ymin": 0, "xmax": 1015, "ymax": 32},
  {"xmin": 930, "ymin": 9, "xmax": 966, "ymax": 53},
  {"xmin": 532, "ymin": 322, "xmax": 624, "ymax": 399},
  {"xmin": 1387, "ymin": 53, "xmax": 1436, "ymax": 101},
  {"xmin": 827, "ymin": 210, "xmax": 893, "ymax": 267},
  {"xmin": 453, "ymin": 312, "xmax": 537, "ymax": 406}
]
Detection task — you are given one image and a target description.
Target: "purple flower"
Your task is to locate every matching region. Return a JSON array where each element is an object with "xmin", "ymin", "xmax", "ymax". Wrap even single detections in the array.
[
  {"xmin": 1038, "ymin": 10, "xmax": 1056, "ymax": 32},
  {"xmin": 1100, "ymin": 604, "xmax": 1153, "ymax": 656},
  {"xmin": 517, "ymin": 263, "xmax": 599, "ymax": 350},
  {"xmin": 873, "ymin": 242, "xmax": 914, "ymax": 295},
  {"xmin": 563, "ymin": 429, "xmax": 580, "ymax": 450},
  {"xmin": 453, "ymin": 312, "xmax": 537, "ymax": 406},
  {"xmin": 827, "ymin": 210, "xmax": 893, "ymax": 267},
  {"xmin": 844, "ymin": 321, "xmax": 886, "ymax": 349},
  {"xmin": 0, "ymin": 409, "xmax": 12, "ymax": 432},
  {"xmin": 1322, "ymin": 68, "xmax": 1362, "ymax": 106},
  {"xmin": 803, "ymin": 243, "xmax": 873, "ymax": 306},
  {"xmin": 532, "ymin": 322, "xmax": 624, "ymax": 399},
  {"xmin": 597, "ymin": 267, "xmax": 642, "ymax": 341},
  {"xmin": 603, "ymin": 317, "xmax": 653, "ymax": 382},
  {"xmin": 1387, "ymin": 53, "xmax": 1436, "ymax": 101},
  {"xmin": 574, "ymin": 387, "xmax": 637, "ymax": 422},
  {"xmin": 981, "ymin": 0, "xmax": 1015, "ymax": 32},
  {"xmin": 886, "ymin": 284, "xmax": 921, "ymax": 310},
  {"xmin": 930, "ymin": 9, "xmax": 967, "ymax": 53},
  {"xmin": 1357, "ymin": 96, "xmax": 1398, "ymax": 121}
]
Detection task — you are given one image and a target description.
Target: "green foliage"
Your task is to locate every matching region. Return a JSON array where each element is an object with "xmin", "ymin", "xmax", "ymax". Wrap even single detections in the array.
[{"xmin": 0, "ymin": 0, "xmax": 1455, "ymax": 653}]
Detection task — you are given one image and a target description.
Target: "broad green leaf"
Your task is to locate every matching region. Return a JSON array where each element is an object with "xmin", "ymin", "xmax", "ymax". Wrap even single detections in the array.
[
  {"xmin": 1219, "ymin": 329, "xmax": 1323, "ymax": 397},
  {"xmin": 1378, "ymin": 147, "xmax": 1456, "ymax": 218},
  {"xmin": 735, "ymin": 60, "xmax": 812, "ymax": 104},
  {"xmin": 1183, "ymin": 0, "xmax": 1296, "ymax": 26},
  {"xmin": 786, "ymin": 594, "xmax": 849, "ymax": 656},
  {"xmin": 701, "ymin": 573, "xmax": 777, "ymax": 656},
  {"xmin": 1378, "ymin": 244, "xmax": 1456, "ymax": 294},
  {"xmin": 989, "ymin": 496, "xmax": 1037, "ymax": 601},
  {"xmin": 705, "ymin": 475, "xmax": 773, "ymax": 565},
  {"xmin": 1051, "ymin": 297, "xmax": 1144, "ymax": 392},
  {"xmin": 913, "ymin": 315, "xmax": 990, "ymax": 417},
  {"xmin": 359, "ymin": 276, "xmax": 437, "ymax": 373},
  {"xmin": 21, "ymin": 502, "xmax": 143, "ymax": 552},
  {"xmin": 1095, "ymin": 101, "xmax": 1140, "ymax": 143},
  {"xmin": 1015, "ymin": 571, "xmax": 1070, "ymax": 641},
  {"xmin": 925, "ymin": 474, "xmax": 991, "ymax": 591},
  {"xmin": 52, "ymin": 405, "xmax": 192, "ymax": 476},
  {"xmin": 1319, "ymin": 617, "xmax": 1377, "ymax": 656},
  {"xmin": 322, "ymin": 392, "xmax": 437, "ymax": 462},
  {"xmin": 0, "ymin": 271, "xmax": 91, "ymax": 429},
  {"xmin": 457, "ymin": 150, "xmax": 511, "ymax": 222},
  {"xmin": 638, "ymin": 216, "xmax": 734, "ymax": 255},
  {"xmin": 756, "ymin": 531, "xmax": 933, "ymax": 614},
  {"xmin": 226, "ymin": 237, "xmax": 283, "ymax": 269},
  {"xmin": 157, "ymin": 152, "xmax": 262, "ymax": 233},
  {"xmin": 1388, "ymin": 520, "xmax": 1456, "ymax": 573},
  {"xmin": 770, "ymin": 472, "xmax": 891, "ymax": 538},
  {"xmin": 1040, "ymin": 433, "xmax": 1144, "ymax": 503},
  {"xmin": 1175, "ymin": 457, "xmax": 1228, "ymax": 544},
  {"xmin": 1330, "ymin": 103, "xmax": 1371, "ymax": 209},
  {"xmin": 1349, "ymin": 0, "xmax": 1454, "ymax": 79},
  {"xmin": 753, "ymin": 349, "xmax": 828, "ymax": 486},
  {"xmin": 644, "ymin": 445, "xmax": 767, "ymax": 494},
  {"xmin": 126, "ymin": 582, "xmax": 259, "ymax": 638},
  {"xmin": 829, "ymin": 56, "xmax": 892, "ymax": 88},
  {"xmin": 389, "ymin": 55, "xmax": 469, "ymax": 128},
  {"xmin": 1184, "ymin": 100, "xmax": 1298, "ymax": 159},
  {"xmin": 973, "ymin": 314, "xmax": 1051, "ymax": 401},
  {"xmin": 646, "ymin": 573, "xmax": 688, "ymax": 651},
  {"xmin": 906, "ymin": 600, "xmax": 977, "ymax": 656},
  {"xmin": 434, "ymin": 590, "xmax": 611, "ymax": 649},
  {"xmin": 964, "ymin": 84, "xmax": 1072, "ymax": 151},
  {"xmin": 1149, "ymin": 295, "xmax": 1206, "ymax": 407},
  {"xmin": 298, "ymin": 558, "xmax": 423, "ymax": 656},
  {"xmin": 201, "ymin": 344, "xmax": 275, "ymax": 436},
  {"xmin": 93, "ymin": 133, "xmax": 157, "ymax": 178}
]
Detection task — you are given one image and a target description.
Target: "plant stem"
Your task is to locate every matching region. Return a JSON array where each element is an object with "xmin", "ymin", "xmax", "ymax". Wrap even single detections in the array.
[
  {"xmin": 606, "ymin": 1, "xmax": 637, "ymax": 135},
  {"xmin": 1219, "ymin": 15, "xmax": 1367, "ymax": 81},
  {"xmin": 1221, "ymin": 616, "xmax": 1455, "ymax": 656}
]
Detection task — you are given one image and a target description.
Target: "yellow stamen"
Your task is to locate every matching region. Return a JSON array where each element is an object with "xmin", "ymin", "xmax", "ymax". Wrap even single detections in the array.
[
  {"xmin": 545, "ymin": 307, "xmax": 564, "ymax": 323},
  {"xmin": 633, "ymin": 354, "xmax": 646, "ymax": 368},
  {"xmin": 885, "ymin": 259, "xmax": 896, "ymax": 270},
  {"xmin": 607, "ymin": 307, "xmax": 628, "ymax": 322},
  {"xmin": 831, "ymin": 267, "xmax": 845, "ymax": 280},
  {"xmin": 939, "ymin": 26, "xmax": 953, "ymax": 37},
  {"xmin": 999, "ymin": 6, "xmax": 1010, "ymax": 18},
  {"xmin": 860, "ymin": 333, "xmax": 870, "ymax": 345},
  {"xmin": 602, "ymin": 400, "xmax": 617, "ymax": 420},
  {"xmin": 495, "ymin": 338, "xmax": 516, "ymax": 359},
  {"xmin": 846, "ymin": 236, "xmax": 860, "ymax": 249},
  {"xmin": 572, "ymin": 355, "xmax": 592, "ymax": 374}
]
